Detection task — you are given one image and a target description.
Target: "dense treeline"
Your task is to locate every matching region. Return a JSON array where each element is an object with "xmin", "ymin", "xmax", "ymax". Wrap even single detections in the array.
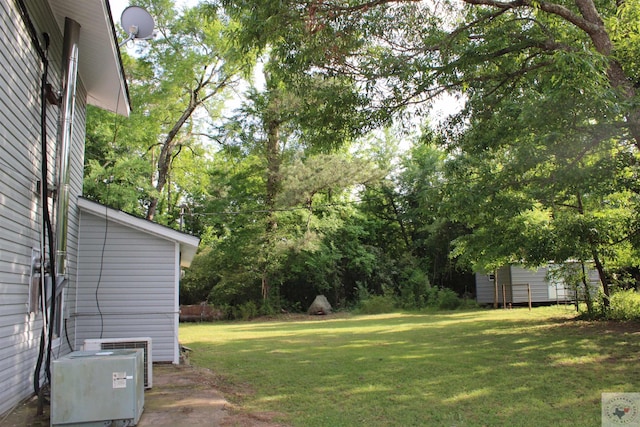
[{"xmin": 84, "ymin": 0, "xmax": 640, "ymax": 316}]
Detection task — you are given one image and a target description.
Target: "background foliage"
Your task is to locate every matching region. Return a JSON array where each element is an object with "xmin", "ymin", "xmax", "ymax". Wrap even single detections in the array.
[{"xmin": 84, "ymin": 0, "xmax": 640, "ymax": 316}]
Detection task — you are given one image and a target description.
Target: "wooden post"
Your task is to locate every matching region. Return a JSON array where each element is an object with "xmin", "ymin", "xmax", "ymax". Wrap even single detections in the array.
[
  {"xmin": 493, "ymin": 271, "xmax": 498, "ymax": 309},
  {"xmin": 528, "ymin": 284, "xmax": 532, "ymax": 311},
  {"xmin": 502, "ymin": 284, "xmax": 507, "ymax": 309}
]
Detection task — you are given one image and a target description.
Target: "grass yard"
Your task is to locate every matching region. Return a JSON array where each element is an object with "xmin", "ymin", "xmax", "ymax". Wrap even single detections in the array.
[{"xmin": 179, "ymin": 306, "xmax": 640, "ymax": 426}]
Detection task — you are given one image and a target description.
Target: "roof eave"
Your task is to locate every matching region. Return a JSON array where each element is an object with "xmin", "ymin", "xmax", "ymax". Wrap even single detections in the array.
[
  {"xmin": 78, "ymin": 198, "xmax": 201, "ymax": 267},
  {"xmin": 48, "ymin": 0, "xmax": 131, "ymax": 116}
]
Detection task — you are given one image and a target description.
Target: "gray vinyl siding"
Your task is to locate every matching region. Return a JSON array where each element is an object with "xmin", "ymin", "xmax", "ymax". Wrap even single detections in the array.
[
  {"xmin": 510, "ymin": 266, "xmax": 552, "ymax": 303},
  {"xmin": 475, "ymin": 267, "xmax": 513, "ymax": 305},
  {"xmin": 475, "ymin": 266, "xmax": 554, "ymax": 305},
  {"xmin": 476, "ymin": 264, "xmax": 600, "ymax": 305},
  {"xmin": 475, "ymin": 273, "xmax": 495, "ymax": 304},
  {"xmin": 75, "ymin": 213, "xmax": 180, "ymax": 363},
  {"xmin": 0, "ymin": 0, "xmax": 86, "ymax": 416}
]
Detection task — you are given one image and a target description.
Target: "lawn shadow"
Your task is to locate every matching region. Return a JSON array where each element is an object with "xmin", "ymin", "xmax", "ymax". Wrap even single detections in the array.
[{"xmin": 181, "ymin": 308, "xmax": 640, "ymax": 426}]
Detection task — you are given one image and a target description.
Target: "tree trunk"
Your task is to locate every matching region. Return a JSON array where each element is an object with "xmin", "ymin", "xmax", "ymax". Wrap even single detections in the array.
[
  {"xmin": 575, "ymin": 192, "xmax": 610, "ymax": 306},
  {"xmin": 591, "ymin": 249, "xmax": 610, "ymax": 307},
  {"xmin": 261, "ymin": 115, "xmax": 282, "ymax": 301},
  {"xmin": 579, "ymin": 261, "xmax": 594, "ymax": 314},
  {"xmin": 382, "ymin": 185, "xmax": 411, "ymax": 250},
  {"xmin": 146, "ymin": 97, "xmax": 198, "ymax": 221},
  {"xmin": 265, "ymin": 117, "xmax": 281, "ymax": 230},
  {"xmin": 145, "ymin": 66, "xmax": 227, "ymax": 221},
  {"xmin": 572, "ymin": 0, "xmax": 640, "ymax": 149}
]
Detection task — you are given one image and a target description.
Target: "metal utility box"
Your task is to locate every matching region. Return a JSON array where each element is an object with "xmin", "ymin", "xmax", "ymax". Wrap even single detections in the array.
[{"xmin": 51, "ymin": 349, "xmax": 145, "ymax": 427}]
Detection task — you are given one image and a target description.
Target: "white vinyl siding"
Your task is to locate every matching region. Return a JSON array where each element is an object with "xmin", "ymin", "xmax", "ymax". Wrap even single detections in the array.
[
  {"xmin": 0, "ymin": 0, "xmax": 52, "ymax": 416},
  {"xmin": 75, "ymin": 213, "xmax": 180, "ymax": 363},
  {"xmin": 0, "ymin": 0, "xmax": 88, "ymax": 416}
]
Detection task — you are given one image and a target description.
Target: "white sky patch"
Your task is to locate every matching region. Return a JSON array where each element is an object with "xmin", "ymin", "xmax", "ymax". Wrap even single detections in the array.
[
  {"xmin": 109, "ymin": 0, "xmax": 133, "ymax": 25},
  {"xmin": 430, "ymin": 92, "xmax": 464, "ymax": 125},
  {"xmin": 109, "ymin": 0, "xmax": 200, "ymax": 34}
]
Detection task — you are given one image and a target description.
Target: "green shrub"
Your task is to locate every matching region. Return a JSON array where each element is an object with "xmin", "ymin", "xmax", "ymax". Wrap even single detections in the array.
[
  {"xmin": 355, "ymin": 281, "xmax": 371, "ymax": 303},
  {"xmin": 397, "ymin": 269, "xmax": 430, "ymax": 309},
  {"xmin": 459, "ymin": 296, "xmax": 480, "ymax": 310},
  {"xmin": 260, "ymin": 299, "xmax": 279, "ymax": 317},
  {"xmin": 608, "ymin": 289, "xmax": 640, "ymax": 320},
  {"xmin": 426, "ymin": 287, "xmax": 462, "ymax": 310},
  {"xmin": 356, "ymin": 294, "xmax": 397, "ymax": 314},
  {"xmin": 437, "ymin": 288, "xmax": 462, "ymax": 310},
  {"xmin": 232, "ymin": 300, "xmax": 259, "ymax": 320}
]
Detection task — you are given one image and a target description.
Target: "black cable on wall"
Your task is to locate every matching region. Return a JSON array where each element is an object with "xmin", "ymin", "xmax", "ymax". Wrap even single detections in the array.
[{"xmin": 14, "ymin": 0, "xmax": 57, "ymax": 398}]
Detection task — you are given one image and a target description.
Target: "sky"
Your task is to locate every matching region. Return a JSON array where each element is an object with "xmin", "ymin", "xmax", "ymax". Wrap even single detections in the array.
[
  {"xmin": 109, "ymin": 0, "xmax": 131, "ymax": 26},
  {"xmin": 109, "ymin": 0, "xmax": 199, "ymax": 30}
]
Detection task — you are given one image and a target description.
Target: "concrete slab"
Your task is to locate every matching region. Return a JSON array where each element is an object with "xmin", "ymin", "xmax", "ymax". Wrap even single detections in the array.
[{"xmin": 0, "ymin": 364, "xmax": 286, "ymax": 427}]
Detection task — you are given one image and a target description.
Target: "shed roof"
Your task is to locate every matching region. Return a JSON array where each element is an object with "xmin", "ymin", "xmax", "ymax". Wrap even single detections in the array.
[
  {"xmin": 48, "ymin": 0, "xmax": 130, "ymax": 115},
  {"xmin": 78, "ymin": 197, "xmax": 200, "ymax": 267}
]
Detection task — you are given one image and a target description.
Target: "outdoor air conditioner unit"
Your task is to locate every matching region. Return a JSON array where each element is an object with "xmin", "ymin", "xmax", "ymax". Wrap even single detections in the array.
[
  {"xmin": 84, "ymin": 337, "xmax": 153, "ymax": 389},
  {"xmin": 51, "ymin": 349, "xmax": 144, "ymax": 426}
]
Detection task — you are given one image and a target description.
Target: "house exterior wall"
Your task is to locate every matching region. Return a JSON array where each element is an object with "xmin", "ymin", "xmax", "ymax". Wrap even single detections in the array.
[
  {"xmin": 75, "ymin": 212, "xmax": 180, "ymax": 363},
  {"xmin": 0, "ymin": 0, "xmax": 86, "ymax": 416}
]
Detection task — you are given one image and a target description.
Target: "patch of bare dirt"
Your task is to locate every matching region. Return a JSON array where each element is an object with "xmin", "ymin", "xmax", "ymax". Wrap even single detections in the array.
[{"xmin": 0, "ymin": 396, "xmax": 49, "ymax": 427}]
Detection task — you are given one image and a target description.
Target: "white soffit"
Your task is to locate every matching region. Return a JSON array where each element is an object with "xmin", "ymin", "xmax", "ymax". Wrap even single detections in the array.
[{"xmin": 48, "ymin": 0, "xmax": 130, "ymax": 116}]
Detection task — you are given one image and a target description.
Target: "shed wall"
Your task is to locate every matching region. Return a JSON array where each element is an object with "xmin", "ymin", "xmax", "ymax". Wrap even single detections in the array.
[
  {"xmin": 510, "ymin": 266, "xmax": 552, "ymax": 303},
  {"xmin": 475, "ymin": 274, "xmax": 495, "ymax": 305},
  {"xmin": 75, "ymin": 213, "xmax": 180, "ymax": 363},
  {"xmin": 476, "ymin": 265, "xmax": 600, "ymax": 305}
]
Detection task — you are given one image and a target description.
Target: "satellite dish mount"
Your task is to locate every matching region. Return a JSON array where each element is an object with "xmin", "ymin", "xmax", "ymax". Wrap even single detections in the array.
[{"xmin": 119, "ymin": 6, "xmax": 155, "ymax": 47}]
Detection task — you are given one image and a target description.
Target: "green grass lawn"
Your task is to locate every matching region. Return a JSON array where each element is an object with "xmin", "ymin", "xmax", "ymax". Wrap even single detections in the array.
[{"xmin": 179, "ymin": 306, "xmax": 640, "ymax": 426}]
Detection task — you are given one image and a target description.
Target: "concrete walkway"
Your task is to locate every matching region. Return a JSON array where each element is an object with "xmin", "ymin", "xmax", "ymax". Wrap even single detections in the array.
[
  {"xmin": 139, "ymin": 364, "xmax": 234, "ymax": 426},
  {"xmin": 1, "ymin": 364, "xmax": 285, "ymax": 427}
]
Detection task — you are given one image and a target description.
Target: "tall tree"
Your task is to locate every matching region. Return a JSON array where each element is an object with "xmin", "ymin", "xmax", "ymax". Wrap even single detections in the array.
[
  {"xmin": 218, "ymin": 60, "xmax": 374, "ymax": 301},
  {"xmin": 137, "ymin": 0, "xmax": 248, "ymax": 220},
  {"xmin": 85, "ymin": 0, "xmax": 248, "ymax": 223},
  {"xmin": 442, "ymin": 98, "xmax": 640, "ymax": 300},
  {"xmin": 224, "ymin": 0, "xmax": 640, "ymax": 148}
]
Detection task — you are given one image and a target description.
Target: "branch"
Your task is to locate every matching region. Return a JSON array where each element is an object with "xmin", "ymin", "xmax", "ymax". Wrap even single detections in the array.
[
  {"xmin": 146, "ymin": 142, "xmax": 163, "ymax": 153},
  {"xmin": 190, "ymin": 131, "xmax": 233, "ymax": 148},
  {"xmin": 324, "ymin": 0, "xmax": 421, "ymax": 14},
  {"xmin": 171, "ymin": 143, "xmax": 184, "ymax": 163},
  {"xmin": 462, "ymin": 0, "xmax": 602, "ymax": 35}
]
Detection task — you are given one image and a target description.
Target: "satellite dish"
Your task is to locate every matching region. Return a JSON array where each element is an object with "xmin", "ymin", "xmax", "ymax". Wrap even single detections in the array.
[{"xmin": 119, "ymin": 6, "xmax": 155, "ymax": 46}]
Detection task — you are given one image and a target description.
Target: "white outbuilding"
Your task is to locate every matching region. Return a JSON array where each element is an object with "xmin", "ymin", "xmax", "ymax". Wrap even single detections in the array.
[
  {"xmin": 75, "ymin": 198, "xmax": 200, "ymax": 364},
  {"xmin": 476, "ymin": 264, "xmax": 601, "ymax": 306}
]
